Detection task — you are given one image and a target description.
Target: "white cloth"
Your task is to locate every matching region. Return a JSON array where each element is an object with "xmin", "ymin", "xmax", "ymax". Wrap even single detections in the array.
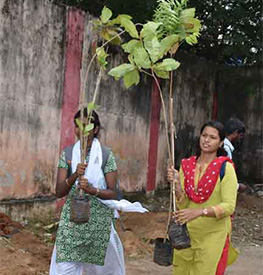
[
  {"xmin": 224, "ymin": 138, "xmax": 234, "ymax": 159},
  {"xmin": 50, "ymin": 224, "xmax": 125, "ymax": 275},
  {"xmin": 224, "ymin": 138, "xmax": 240, "ymax": 190},
  {"xmin": 50, "ymin": 139, "xmax": 148, "ymax": 275},
  {"xmin": 72, "ymin": 139, "xmax": 148, "ymax": 213}
]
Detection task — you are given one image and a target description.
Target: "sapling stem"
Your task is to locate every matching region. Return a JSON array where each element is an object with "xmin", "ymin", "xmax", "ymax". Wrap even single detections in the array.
[{"xmin": 151, "ymin": 71, "xmax": 172, "ymax": 162}]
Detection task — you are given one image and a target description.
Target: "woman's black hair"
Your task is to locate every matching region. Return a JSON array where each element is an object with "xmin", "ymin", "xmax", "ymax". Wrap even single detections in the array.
[
  {"xmin": 74, "ymin": 108, "xmax": 101, "ymax": 138},
  {"xmin": 196, "ymin": 121, "xmax": 227, "ymax": 157}
]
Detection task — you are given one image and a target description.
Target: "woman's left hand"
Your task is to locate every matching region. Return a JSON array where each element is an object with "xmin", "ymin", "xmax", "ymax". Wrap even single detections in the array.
[
  {"xmin": 79, "ymin": 178, "xmax": 95, "ymax": 195},
  {"xmin": 174, "ymin": 208, "xmax": 203, "ymax": 224}
]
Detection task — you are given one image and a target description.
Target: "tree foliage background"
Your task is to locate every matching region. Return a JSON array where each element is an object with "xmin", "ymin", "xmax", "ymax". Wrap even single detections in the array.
[{"xmin": 53, "ymin": 0, "xmax": 262, "ymax": 66}]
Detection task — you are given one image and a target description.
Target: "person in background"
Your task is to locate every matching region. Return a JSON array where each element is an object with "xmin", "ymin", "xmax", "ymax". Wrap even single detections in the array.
[
  {"xmin": 224, "ymin": 117, "xmax": 245, "ymax": 159},
  {"xmin": 224, "ymin": 117, "xmax": 247, "ymax": 191},
  {"xmin": 167, "ymin": 121, "xmax": 239, "ymax": 275}
]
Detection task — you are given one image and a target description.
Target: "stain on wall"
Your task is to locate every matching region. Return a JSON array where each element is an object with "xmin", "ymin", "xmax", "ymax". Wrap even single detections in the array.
[{"xmin": 0, "ymin": 0, "xmax": 66, "ymax": 199}]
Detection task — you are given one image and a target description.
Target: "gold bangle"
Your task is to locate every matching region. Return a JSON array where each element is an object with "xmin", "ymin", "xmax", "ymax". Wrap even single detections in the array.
[
  {"xmin": 94, "ymin": 188, "xmax": 99, "ymax": 197},
  {"xmin": 66, "ymin": 178, "xmax": 71, "ymax": 188}
]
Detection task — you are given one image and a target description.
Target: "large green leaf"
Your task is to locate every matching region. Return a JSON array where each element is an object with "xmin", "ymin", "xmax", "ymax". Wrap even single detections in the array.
[
  {"xmin": 75, "ymin": 118, "xmax": 84, "ymax": 131},
  {"xmin": 100, "ymin": 6, "xmax": 112, "ymax": 24},
  {"xmin": 128, "ymin": 54, "xmax": 135, "ymax": 65},
  {"xmin": 120, "ymin": 16, "xmax": 139, "ymax": 38},
  {"xmin": 144, "ymin": 36, "xmax": 161, "ymax": 63},
  {"xmin": 154, "ymin": 58, "xmax": 180, "ymax": 71},
  {"xmin": 84, "ymin": 123, "xmax": 94, "ymax": 132},
  {"xmin": 141, "ymin": 21, "xmax": 162, "ymax": 40},
  {"xmin": 108, "ymin": 63, "xmax": 135, "ymax": 80},
  {"xmin": 109, "ymin": 14, "xmax": 133, "ymax": 25},
  {"xmin": 123, "ymin": 69, "xmax": 140, "ymax": 88},
  {"xmin": 133, "ymin": 45, "xmax": 151, "ymax": 69},
  {"xmin": 119, "ymin": 14, "xmax": 132, "ymax": 20},
  {"xmin": 154, "ymin": 70, "xmax": 170, "ymax": 79},
  {"xmin": 83, "ymin": 123, "xmax": 94, "ymax": 137},
  {"xmin": 158, "ymin": 35, "xmax": 180, "ymax": 59},
  {"xmin": 122, "ymin": 40, "xmax": 141, "ymax": 53}
]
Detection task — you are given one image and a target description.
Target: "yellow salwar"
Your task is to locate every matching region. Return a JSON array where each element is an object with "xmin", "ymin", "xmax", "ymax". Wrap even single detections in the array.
[{"xmin": 173, "ymin": 162, "xmax": 239, "ymax": 275}]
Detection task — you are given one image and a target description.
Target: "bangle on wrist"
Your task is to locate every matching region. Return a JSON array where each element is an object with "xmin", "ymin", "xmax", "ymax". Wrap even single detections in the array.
[
  {"xmin": 94, "ymin": 187, "xmax": 100, "ymax": 197},
  {"xmin": 202, "ymin": 207, "xmax": 208, "ymax": 216}
]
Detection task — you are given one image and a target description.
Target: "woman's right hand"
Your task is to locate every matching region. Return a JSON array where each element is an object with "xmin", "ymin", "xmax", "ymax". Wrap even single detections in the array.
[
  {"xmin": 167, "ymin": 166, "xmax": 180, "ymax": 184},
  {"xmin": 75, "ymin": 163, "xmax": 88, "ymax": 177}
]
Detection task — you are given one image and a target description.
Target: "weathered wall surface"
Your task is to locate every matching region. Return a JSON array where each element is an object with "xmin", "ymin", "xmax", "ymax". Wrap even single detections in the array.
[
  {"xmin": 218, "ymin": 67, "xmax": 262, "ymax": 183},
  {"xmin": 172, "ymin": 54, "xmax": 216, "ymax": 165},
  {"xmin": 153, "ymin": 53, "xmax": 217, "ymax": 188},
  {"xmin": 0, "ymin": 0, "xmax": 65, "ymax": 199}
]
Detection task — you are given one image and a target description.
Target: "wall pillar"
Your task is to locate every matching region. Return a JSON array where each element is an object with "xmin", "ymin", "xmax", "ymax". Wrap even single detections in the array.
[
  {"xmin": 57, "ymin": 8, "xmax": 84, "ymax": 212},
  {"xmin": 59, "ymin": 8, "xmax": 84, "ymax": 151},
  {"xmin": 146, "ymin": 80, "xmax": 161, "ymax": 193}
]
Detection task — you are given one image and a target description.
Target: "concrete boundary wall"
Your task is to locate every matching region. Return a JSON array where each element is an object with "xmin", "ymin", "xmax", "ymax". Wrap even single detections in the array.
[
  {"xmin": 0, "ymin": 1, "xmax": 262, "ymax": 207},
  {"xmin": 0, "ymin": 0, "xmax": 66, "ymax": 199}
]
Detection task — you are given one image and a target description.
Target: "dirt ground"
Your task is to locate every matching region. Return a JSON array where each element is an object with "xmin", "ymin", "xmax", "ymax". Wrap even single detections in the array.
[{"xmin": 0, "ymin": 192, "xmax": 262, "ymax": 275}]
